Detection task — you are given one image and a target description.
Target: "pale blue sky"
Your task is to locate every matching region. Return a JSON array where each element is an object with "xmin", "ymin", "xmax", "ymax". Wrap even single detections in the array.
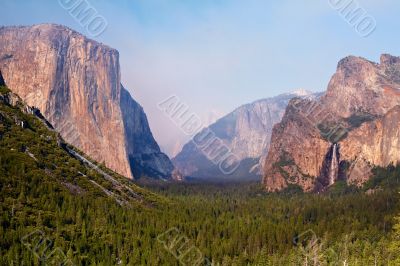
[{"xmin": 1, "ymin": 0, "xmax": 400, "ymax": 155}]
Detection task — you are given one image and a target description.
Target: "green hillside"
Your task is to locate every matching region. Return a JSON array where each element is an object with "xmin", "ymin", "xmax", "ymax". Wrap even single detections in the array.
[
  {"xmin": 0, "ymin": 86, "xmax": 168, "ymax": 265},
  {"xmin": 1, "ymin": 85, "xmax": 400, "ymax": 265}
]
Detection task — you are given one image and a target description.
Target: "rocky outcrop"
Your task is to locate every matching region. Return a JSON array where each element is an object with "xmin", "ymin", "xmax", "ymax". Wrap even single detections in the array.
[
  {"xmin": 263, "ymin": 98, "xmax": 331, "ymax": 191},
  {"xmin": 340, "ymin": 106, "xmax": 400, "ymax": 186},
  {"xmin": 263, "ymin": 54, "xmax": 400, "ymax": 191},
  {"xmin": 321, "ymin": 54, "xmax": 400, "ymax": 118},
  {"xmin": 120, "ymin": 86, "xmax": 174, "ymax": 178},
  {"xmin": 173, "ymin": 90, "xmax": 320, "ymax": 179},
  {"xmin": 0, "ymin": 24, "xmax": 173, "ymax": 179}
]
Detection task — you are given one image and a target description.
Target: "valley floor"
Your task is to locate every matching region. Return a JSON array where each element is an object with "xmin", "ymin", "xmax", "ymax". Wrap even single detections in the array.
[{"xmin": 2, "ymin": 172, "xmax": 400, "ymax": 265}]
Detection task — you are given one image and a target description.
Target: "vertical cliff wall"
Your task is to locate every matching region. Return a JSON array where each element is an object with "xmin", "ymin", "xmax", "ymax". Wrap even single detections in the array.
[
  {"xmin": 263, "ymin": 55, "xmax": 400, "ymax": 191},
  {"xmin": 0, "ymin": 24, "xmax": 173, "ymax": 179}
]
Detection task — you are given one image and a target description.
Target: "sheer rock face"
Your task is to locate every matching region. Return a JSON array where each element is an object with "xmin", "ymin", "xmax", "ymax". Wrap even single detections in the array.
[
  {"xmin": 173, "ymin": 91, "xmax": 319, "ymax": 179},
  {"xmin": 120, "ymin": 87, "xmax": 174, "ymax": 178},
  {"xmin": 0, "ymin": 24, "xmax": 173, "ymax": 179},
  {"xmin": 263, "ymin": 55, "xmax": 400, "ymax": 191},
  {"xmin": 263, "ymin": 99, "xmax": 331, "ymax": 192},
  {"xmin": 340, "ymin": 106, "xmax": 400, "ymax": 186}
]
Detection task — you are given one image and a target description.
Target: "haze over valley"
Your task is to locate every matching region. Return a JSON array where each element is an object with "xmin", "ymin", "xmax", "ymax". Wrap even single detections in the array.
[{"xmin": 1, "ymin": 1, "xmax": 400, "ymax": 265}]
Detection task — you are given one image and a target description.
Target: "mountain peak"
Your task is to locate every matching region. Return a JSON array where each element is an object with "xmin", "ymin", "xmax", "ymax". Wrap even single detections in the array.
[
  {"xmin": 336, "ymin": 55, "xmax": 376, "ymax": 72},
  {"xmin": 0, "ymin": 24, "xmax": 115, "ymax": 54},
  {"xmin": 173, "ymin": 90, "xmax": 321, "ymax": 179},
  {"xmin": 380, "ymin": 53, "xmax": 400, "ymax": 66},
  {"xmin": 263, "ymin": 54, "xmax": 400, "ymax": 192},
  {"xmin": 336, "ymin": 54, "xmax": 400, "ymax": 71},
  {"xmin": 291, "ymin": 88, "xmax": 313, "ymax": 96}
]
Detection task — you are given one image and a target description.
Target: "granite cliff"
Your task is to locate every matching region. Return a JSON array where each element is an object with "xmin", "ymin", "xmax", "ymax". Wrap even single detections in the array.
[
  {"xmin": 0, "ymin": 24, "xmax": 173, "ymax": 179},
  {"xmin": 263, "ymin": 54, "xmax": 400, "ymax": 191},
  {"xmin": 173, "ymin": 90, "xmax": 320, "ymax": 179}
]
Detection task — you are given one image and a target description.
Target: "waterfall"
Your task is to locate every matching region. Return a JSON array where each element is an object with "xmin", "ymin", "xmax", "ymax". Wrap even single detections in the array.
[{"xmin": 328, "ymin": 143, "xmax": 339, "ymax": 186}]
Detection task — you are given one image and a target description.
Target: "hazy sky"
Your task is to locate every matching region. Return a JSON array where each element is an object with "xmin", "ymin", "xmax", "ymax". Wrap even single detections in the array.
[{"xmin": 1, "ymin": 0, "xmax": 400, "ymax": 156}]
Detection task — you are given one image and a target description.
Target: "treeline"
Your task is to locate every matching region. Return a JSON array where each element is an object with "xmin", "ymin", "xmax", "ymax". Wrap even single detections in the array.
[
  {"xmin": 2, "ymin": 170, "xmax": 400, "ymax": 265},
  {"xmin": 1, "ymin": 88, "xmax": 400, "ymax": 265}
]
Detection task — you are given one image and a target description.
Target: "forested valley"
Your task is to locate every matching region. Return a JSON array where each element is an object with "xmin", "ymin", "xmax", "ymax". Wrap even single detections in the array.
[{"xmin": 1, "ymin": 85, "xmax": 400, "ymax": 265}]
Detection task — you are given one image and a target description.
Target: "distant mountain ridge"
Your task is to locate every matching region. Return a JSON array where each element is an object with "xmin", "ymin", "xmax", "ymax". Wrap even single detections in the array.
[
  {"xmin": 0, "ymin": 24, "xmax": 174, "ymax": 179},
  {"xmin": 173, "ymin": 90, "xmax": 321, "ymax": 180}
]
